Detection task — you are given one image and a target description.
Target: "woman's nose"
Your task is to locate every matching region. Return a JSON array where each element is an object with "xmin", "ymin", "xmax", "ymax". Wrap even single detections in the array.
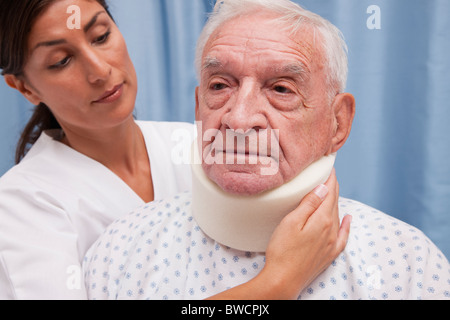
[{"xmin": 84, "ymin": 49, "xmax": 112, "ymax": 84}]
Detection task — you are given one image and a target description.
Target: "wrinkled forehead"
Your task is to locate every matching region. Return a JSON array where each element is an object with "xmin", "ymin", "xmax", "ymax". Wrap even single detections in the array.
[{"xmin": 201, "ymin": 11, "xmax": 323, "ymax": 75}]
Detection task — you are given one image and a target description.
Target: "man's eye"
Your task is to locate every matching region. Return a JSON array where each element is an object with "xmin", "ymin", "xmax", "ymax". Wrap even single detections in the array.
[
  {"xmin": 274, "ymin": 86, "xmax": 293, "ymax": 94},
  {"xmin": 211, "ymin": 83, "xmax": 228, "ymax": 91}
]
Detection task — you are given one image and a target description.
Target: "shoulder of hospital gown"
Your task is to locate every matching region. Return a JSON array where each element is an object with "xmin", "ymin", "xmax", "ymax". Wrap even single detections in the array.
[{"xmin": 304, "ymin": 197, "xmax": 450, "ymax": 300}]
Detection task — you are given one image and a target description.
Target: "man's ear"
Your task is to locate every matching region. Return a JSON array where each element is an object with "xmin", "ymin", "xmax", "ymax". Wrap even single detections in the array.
[
  {"xmin": 330, "ymin": 92, "xmax": 355, "ymax": 153},
  {"xmin": 4, "ymin": 74, "xmax": 42, "ymax": 105}
]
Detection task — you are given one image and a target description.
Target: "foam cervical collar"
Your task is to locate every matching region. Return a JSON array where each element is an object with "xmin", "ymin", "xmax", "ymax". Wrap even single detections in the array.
[{"xmin": 191, "ymin": 142, "xmax": 336, "ymax": 253}]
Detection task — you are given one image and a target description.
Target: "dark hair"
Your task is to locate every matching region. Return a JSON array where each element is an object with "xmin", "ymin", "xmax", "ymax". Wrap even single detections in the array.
[{"xmin": 0, "ymin": 0, "xmax": 113, "ymax": 164}]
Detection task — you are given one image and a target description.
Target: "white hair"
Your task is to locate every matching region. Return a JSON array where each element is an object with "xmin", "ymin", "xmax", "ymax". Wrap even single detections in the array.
[{"xmin": 195, "ymin": 0, "xmax": 349, "ymax": 98}]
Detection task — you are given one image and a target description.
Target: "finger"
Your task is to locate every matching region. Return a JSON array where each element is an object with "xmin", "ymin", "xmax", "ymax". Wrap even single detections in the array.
[
  {"xmin": 288, "ymin": 168, "xmax": 336, "ymax": 229},
  {"xmin": 335, "ymin": 214, "xmax": 352, "ymax": 253},
  {"xmin": 294, "ymin": 183, "xmax": 329, "ymax": 229},
  {"xmin": 322, "ymin": 168, "xmax": 340, "ymax": 227},
  {"xmin": 325, "ymin": 167, "xmax": 337, "ymax": 185},
  {"xmin": 333, "ymin": 169, "xmax": 340, "ymax": 205},
  {"xmin": 323, "ymin": 168, "xmax": 338, "ymax": 205}
]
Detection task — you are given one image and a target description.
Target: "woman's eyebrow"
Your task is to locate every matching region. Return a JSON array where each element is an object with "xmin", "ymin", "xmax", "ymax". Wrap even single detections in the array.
[
  {"xmin": 33, "ymin": 39, "xmax": 67, "ymax": 52},
  {"xmin": 32, "ymin": 11, "xmax": 106, "ymax": 52},
  {"xmin": 83, "ymin": 11, "xmax": 105, "ymax": 33}
]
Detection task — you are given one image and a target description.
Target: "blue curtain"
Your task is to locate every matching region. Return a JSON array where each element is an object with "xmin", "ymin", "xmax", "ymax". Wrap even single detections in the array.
[{"xmin": 0, "ymin": 0, "xmax": 449, "ymax": 259}]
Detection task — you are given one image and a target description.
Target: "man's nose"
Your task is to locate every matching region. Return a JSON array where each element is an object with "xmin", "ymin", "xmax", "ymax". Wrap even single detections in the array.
[
  {"xmin": 221, "ymin": 81, "xmax": 268, "ymax": 132},
  {"xmin": 84, "ymin": 49, "xmax": 112, "ymax": 84}
]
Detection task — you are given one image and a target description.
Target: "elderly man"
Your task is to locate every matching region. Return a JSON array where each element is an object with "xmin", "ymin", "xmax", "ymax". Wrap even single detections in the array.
[{"xmin": 84, "ymin": 0, "xmax": 449, "ymax": 300}]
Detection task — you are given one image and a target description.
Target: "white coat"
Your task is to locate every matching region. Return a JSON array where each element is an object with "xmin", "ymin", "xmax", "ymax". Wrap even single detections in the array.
[{"xmin": 0, "ymin": 121, "xmax": 194, "ymax": 300}]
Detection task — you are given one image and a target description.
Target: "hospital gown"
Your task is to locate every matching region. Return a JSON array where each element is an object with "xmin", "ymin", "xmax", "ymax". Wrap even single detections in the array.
[{"xmin": 84, "ymin": 192, "xmax": 450, "ymax": 300}]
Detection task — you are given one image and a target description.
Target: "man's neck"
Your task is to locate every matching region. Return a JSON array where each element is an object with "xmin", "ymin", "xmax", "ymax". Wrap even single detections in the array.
[{"xmin": 191, "ymin": 148, "xmax": 336, "ymax": 252}]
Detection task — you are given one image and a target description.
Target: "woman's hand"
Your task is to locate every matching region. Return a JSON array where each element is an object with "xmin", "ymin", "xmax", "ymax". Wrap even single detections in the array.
[
  {"xmin": 262, "ymin": 168, "xmax": 351, "ymax": 299},
  {"xmin": 208, "ymin": 168, "xmax": 351, "ymax": 300}
]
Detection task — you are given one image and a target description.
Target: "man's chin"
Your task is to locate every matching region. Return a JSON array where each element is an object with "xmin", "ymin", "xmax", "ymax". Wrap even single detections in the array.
[{"xmin": 211, "ymin": 171, "xmax": 284, "ymax": 196}]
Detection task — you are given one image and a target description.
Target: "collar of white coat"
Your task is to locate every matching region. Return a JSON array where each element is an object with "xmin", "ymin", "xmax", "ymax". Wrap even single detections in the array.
[{"xmin": 191, "ymin": 141, "xmax": 336, "ymax": 253}]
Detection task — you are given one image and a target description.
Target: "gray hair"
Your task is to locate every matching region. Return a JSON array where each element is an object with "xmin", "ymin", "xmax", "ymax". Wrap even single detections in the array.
[{"xmin": 195, "ymin": 0, "xmax": 349, "ymax": 99}]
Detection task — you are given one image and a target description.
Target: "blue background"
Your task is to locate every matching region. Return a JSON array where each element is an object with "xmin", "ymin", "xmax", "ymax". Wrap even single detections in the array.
[{"xmin": 0, "ymin": 0, "xmax": 449, "ymax": 258}]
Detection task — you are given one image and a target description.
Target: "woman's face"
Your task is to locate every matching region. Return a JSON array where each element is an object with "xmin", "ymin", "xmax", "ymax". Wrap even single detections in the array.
[{"xmin": 21, "ymin": 0, "xmax": 137, "ymax": 134}]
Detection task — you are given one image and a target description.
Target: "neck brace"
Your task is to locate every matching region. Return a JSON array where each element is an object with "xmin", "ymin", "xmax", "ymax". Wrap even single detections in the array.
[{"xmin": 191, "ymin": 143, "xmax": 336, "ymax": 253}]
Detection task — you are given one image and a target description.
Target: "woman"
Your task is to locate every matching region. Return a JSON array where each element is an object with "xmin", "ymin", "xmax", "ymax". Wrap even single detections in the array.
[{"xmin": 0, "ymin": 0, "xmax": 350, "ymax": 299}]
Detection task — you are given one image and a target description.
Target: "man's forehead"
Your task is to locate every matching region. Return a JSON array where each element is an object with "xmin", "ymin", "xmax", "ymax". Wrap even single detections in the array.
[
  {"xmin": 202, "ymin": 16, "xmax": 317, "ymax": 76},
  {"xmin": 207, "ymin": 24, "xmax": 315, "ymax": 53}
]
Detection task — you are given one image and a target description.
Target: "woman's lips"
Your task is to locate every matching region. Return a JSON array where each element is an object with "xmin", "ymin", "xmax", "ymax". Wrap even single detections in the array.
[{"xmin": 93, "ymin": 83, "xmax": 124, "ymax": 104}]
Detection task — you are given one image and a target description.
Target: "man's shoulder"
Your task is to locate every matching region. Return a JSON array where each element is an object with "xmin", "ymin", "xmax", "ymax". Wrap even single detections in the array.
[
  {"xmin": 306, "ymin": 197, "xmax": 450, "ymax": 299},
  {"xmin": 340, "ymin": 197, "xmax": 420, "ymax": 231},
  {"xmin": 339, "ymin": 197, "xmax": 449, "ymax": 280},
  {"xmin": 339, "ymin": 197, "xmax": 437, "ymax": 250}
]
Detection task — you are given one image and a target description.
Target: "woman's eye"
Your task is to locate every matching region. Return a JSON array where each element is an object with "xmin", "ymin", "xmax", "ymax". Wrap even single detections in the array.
[
  {"xmin": 49, "ymin": 56, "xmax": 71, "ymax": 70},
  {"xmin": 94, "ymin": 30, "xmax": 111, "ymax": 45}
]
